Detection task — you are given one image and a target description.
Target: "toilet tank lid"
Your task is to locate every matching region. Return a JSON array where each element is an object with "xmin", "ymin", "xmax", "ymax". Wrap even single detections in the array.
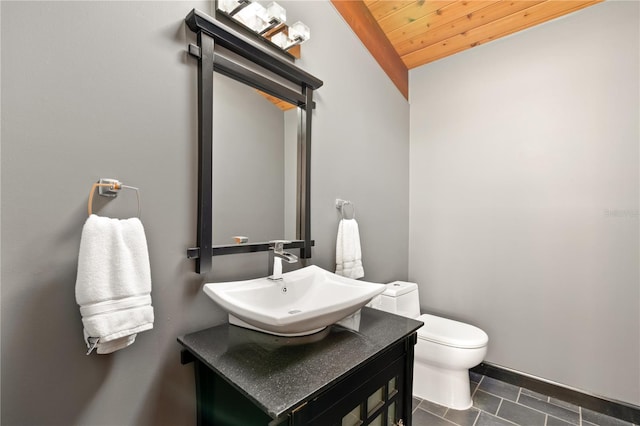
[{"xmin": 384, "ymin": 281, "xmax": 418, "ymax": 297}]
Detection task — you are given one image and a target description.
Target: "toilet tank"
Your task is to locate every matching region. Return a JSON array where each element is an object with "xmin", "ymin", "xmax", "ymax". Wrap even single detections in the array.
[{"xmin": 378, "ymin": 281, "xmax": 421, "ymax": 319}]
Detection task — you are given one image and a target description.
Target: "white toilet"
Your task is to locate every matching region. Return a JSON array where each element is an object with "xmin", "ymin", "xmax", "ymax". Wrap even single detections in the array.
[{"xmin": 375, "ymin": 281, "xmax": 489, "ymax": 410}]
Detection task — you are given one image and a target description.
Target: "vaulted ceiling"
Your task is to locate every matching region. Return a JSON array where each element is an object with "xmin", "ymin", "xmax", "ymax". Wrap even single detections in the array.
[{"xmin": 331, "ymin": 0, "xmax": 602, "ymax": 99}]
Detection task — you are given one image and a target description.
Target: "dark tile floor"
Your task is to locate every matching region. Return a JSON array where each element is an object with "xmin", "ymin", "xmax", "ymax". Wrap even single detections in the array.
[{"xmin": 411, "ymin": 372, "xmax": 636, "ymax": 426}]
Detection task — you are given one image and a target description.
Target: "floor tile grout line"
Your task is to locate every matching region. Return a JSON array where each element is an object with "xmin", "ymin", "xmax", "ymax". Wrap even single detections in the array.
[
  {"xmin": 508, "ymin": 396, "xmax": 582, "ymax": 425},
  {"xmin": 477, "ymin": 383, "xmax": 581, "ymax": 424},
  {"xmin": 482, "ymin": 375, "xmax": 628, "ymax": 425},
  {"xmin": 476, "ymin": 387, "xmax": 525, "ymax": 405},
  {"xmin": 476, "ymin": 375, "xmax": 522, "ymax": 404},
  {"xmin": 479, "ymin": 391, "xmax": 582, "ymax": 426},
  {"xmin": 529, "ymin": 397, "xmax": 583, "ymax": 419},
  {"xmin": 492, "ymin": 409, "xmax": 522, "ymax": 426},
  {"xmin": 547, "ymin": 398, "xmax": 581, "ymax": 414},
  {"xmin": 469, "ymin": 408, "xmax": 481, "ymax": 426},
  {"xmin": 494, "ymin": 395, "xmax": 575, "ymax": 426},
  {"xmin": 454, "ymin": 375, "xmax": 635, "ymax": 426},
  {"xmin": 471, "ymin": 382, "xmax": 479, "ymax": 399},
  {"xmin": 414, "ymin": 400, "xmax": 449, "ymax": 420},
  {"xmin": 417, "ymin": 374, "xmax": 631, "ymax": 426},
  {"xmin": 471, "ymin": 410, "xmax": 480, "ymax": 426},
  {"xmin": 433, "ymin": 409, "xmax": 459, "ymax": 426},
  {"xmin": 578, "ymin": 406, "xmax": 582, "ymax": 426},
  {"xmin": 547, "ymin": 412, "xmax": 582, "ymax": 426},
  {"xmin": 496, "ymin": 396, "xmax": 505, "ymax": 416}
]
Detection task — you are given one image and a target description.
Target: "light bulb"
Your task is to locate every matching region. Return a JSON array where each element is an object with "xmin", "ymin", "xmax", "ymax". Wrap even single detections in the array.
[
  {"xmin": 235, "ymin": 2, "xmax": 268, "ymax": 32},
  {"xmin": 265, "ymin": 2, "xmax": 286, "ymax": 25},
  {"xmin": 270, "ymin": 31, "xmax": 289, "ymax": 49},
  {"xmin": 288, "ymin": 21, "xmax": 310, "ymax": 44},
  {"xmin": 217, "ymin": 0, "xmax": 249, "ymax": 15}
]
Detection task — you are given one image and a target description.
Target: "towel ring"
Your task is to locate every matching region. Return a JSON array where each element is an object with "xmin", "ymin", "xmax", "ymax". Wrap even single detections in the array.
[
  {"xmin": 336, "ymin": 199, "xmax": 356, "ymax": 220},
  {"xmin": 87, "ymin": 179, "xmax": 141, "ymax": 217}
]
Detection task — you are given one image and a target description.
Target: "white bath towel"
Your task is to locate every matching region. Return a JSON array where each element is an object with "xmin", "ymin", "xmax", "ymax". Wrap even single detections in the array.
[
  {"xmin": 335, "ymin": 218, "xmax": 364, "ymax": 279},
  {"xmin": 75, "ymin": 214, "xmax": 154, "ymax": 354}
]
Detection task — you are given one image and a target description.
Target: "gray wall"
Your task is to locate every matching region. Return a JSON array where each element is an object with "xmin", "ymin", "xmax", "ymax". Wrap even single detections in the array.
[
  {"xmin": 0, "ymin": 1, "xmax": 410, "ymax": 425},
  {"xmin": 285, "ymin": 1, "xmax": 410, "ymax": 280},
  {"xmin": 409, "ymin": 1, "xmax": 639, "ymax": 405}
]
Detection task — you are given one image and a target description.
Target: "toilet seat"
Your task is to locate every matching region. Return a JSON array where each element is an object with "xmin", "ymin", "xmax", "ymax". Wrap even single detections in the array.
[{"xmin": 416, "ymin": 314, "xmax": 488, "ymax": 349}]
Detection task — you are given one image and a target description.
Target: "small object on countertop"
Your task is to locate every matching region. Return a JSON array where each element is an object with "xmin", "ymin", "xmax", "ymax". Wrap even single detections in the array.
[{"xmin": 233, "ymin": 236, "xmax": 249, "ymax": 244}]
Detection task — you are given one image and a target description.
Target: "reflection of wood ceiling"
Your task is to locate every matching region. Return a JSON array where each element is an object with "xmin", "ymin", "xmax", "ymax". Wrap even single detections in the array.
[
  {"xmin": 332, "ymin": 0, "xmax": 602, "ymax": 98},
  {"xmin": 258, "ymin": 90, "xmax": 296, "ymax": 110}
]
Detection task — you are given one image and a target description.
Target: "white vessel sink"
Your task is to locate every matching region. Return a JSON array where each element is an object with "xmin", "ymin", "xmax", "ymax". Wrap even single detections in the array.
[{"xmin": 203, "ymin": 265, "xmax": 386, "ymax": 336}]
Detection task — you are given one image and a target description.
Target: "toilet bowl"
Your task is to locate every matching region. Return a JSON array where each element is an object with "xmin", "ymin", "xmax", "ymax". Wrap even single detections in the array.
[{"xmin": 374, "ymin": 281, "xmax": 488, "ymax": 410}]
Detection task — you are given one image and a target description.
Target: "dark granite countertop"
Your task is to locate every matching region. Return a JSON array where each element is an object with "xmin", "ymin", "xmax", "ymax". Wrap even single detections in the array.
[{"xmin": 178, "ymin": 307, "xmax": 423, "ymax": 420}]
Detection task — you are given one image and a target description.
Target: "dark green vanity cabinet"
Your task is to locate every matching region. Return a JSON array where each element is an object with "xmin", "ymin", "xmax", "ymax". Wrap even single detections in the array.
[{"xmin": 178, "ymin": 308, "xmax": 423, "ymax": 426}]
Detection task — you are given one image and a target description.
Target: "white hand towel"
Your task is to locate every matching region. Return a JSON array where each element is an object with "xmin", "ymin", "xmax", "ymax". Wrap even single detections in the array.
[
  {"xmin": 75, "ymin": 214, "xmax": 154, "ymax": 354},
  {"xmin": 335, "ymin": 218, "xmax": 364, "ymax": 279}
]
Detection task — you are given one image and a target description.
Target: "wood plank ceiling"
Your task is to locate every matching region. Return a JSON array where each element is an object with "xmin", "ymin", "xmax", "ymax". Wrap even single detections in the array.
[{"xmin": 333, "ymin": 0, "xmax": 602, "ymax": 99}]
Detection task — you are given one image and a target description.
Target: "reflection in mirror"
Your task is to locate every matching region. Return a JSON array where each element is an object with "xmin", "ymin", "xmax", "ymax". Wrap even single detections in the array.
[
  {"xmin": 212, "ymin": 72, "xmax": 297, "ymax": 245},
  {"xmin": 284, "ymin": 107, "xmax": 297, "ymax": 241}
]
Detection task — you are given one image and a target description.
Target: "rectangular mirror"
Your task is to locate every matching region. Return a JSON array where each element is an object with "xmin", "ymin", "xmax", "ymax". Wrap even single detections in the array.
[
  {"xmin": 185, "ymin": 8, "xmax": 322, "ymax": 273},
  {"xmin": 212, "ymin": 73, "xmax": 297, "ymax": 245}
]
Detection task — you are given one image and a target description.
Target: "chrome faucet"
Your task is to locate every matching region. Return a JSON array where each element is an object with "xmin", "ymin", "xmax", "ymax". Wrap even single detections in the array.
[{"xmin": 268, "ymin": 240, "xmax": 298, "ymax": 280}]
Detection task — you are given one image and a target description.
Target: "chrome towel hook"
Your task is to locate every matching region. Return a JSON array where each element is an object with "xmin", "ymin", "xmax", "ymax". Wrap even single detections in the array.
[
  {"xmin": 335, "ymin": 198, "xmax": 355, "ymax": 220},
  {"xmin": 88, "ymin": 178, "xmax": 141, "ymax": 217}
]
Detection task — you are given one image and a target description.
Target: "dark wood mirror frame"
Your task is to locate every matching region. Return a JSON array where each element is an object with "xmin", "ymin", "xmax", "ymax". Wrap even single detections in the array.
[{"xmin": 184, "ymin": 9, "xmax": 323, "ymax": 274}]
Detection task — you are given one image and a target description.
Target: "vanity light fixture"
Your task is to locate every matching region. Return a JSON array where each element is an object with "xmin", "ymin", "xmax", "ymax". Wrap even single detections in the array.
[
  {"xmin": 216, "ymin": 0, "xmax": 310, "ymax": 53},
  {"xmin": 270, "ymin": 21, "xmax": 311, "ymax": 50},
  {"xmin": 217, "ymin": 0, "xmax": 251, "ymax": 16},
  {"xmin": 260, "ymin": 2, "xmax": 286, "ymax": 35}
]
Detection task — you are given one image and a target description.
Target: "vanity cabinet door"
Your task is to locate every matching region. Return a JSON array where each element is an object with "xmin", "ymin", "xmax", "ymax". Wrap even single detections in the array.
[
  {"xmin": 291, "ymin": 342, "xmax": 412, "ymax": 426},
  {"xmin": 332, "ymin": 371, "xmax": 405, "ymax": 426},
  {"xmin": 192, "ymin": 361, "xmax": 274, "ymax": 426}
]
